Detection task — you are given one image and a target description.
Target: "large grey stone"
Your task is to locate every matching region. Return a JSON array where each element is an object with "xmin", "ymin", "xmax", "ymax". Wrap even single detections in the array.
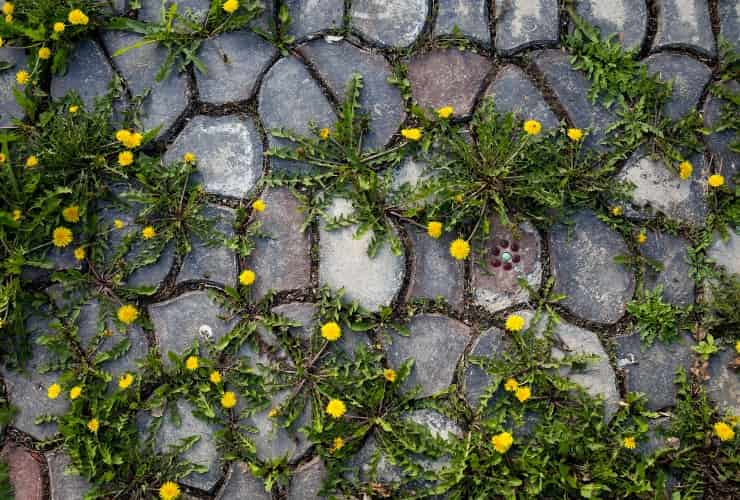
[
  {"xmin": 707, "ymin": 230, "xmax": 740, "ymax": 276},
  {"xmin": 1, "ymin": 442, "xmax": 43, "ymax": 500},
  {"xmin": 319, "ymin": 198, "xmax": 405, "ymax": 311},
  {"xmin": 51, "ymin": 39, "xmax": 115, "ymax": 108},
  {"xmin": 434, "ymin": 0, "xmax": 491, "ymax": 45},
  {"xmin": 719, "ymin": 0, "xmax": 740, "ymax": 51},
  {"xmin": 217, "ymin": 463, "xmax": 270, "ymax": 500},
  {"xmin": 402, "ymin": 409, "xmax": 462, "ymax": 472},
  {"xmin": 178, "ymin": 204, "xmax": 237, "ymax": 285},
  {"xmin": 102, "ymin": 31, "xmax": 190, "ymax": 136},
  {"xmin": 246, "ymin": 188, "xmax": 312, "ymax": 298},
  {"xmin": 196, "ymin": 30, "xmax": 277, "ymax": 104},
  {"xmin": 495, "ymin": 0, "xmax": 559, "ymax": 55},
  {"xmin": 639, "ymin": 231, "xmax": 694, "ymax": 306},
  {"xmin": 47, "ymin": 451, "xmax": 92, "ymax": 500},
  {"xmin": 405, "ymin": 224, "xmax": 465, "ymax": 309},
  {"xmin": 473, "ymin": 218, "xmax": 542, "ymax": 313},
  {"xmin": 706, "ymin": 348, "xmax": 740, "ymax": 416},
  {"xmin": 164, "ymin": 114, "xmax": 263, "ymax": 198},
  {"xmin": 350, "ymin": 0, "xmax": 428, "ymax": 48},
  {"xmin": 653, "ymin": 0, "xmax": 715, "ymax": 57},
  {"xmin": 704, "ymin": 81, "xmax": 739, "ymax": 189},
  {"xmin": 533, "ymin": 50, "xmax": 618, "ymax": 151},
  {"xmin": 548, "ymin": 210, "xmax": 635, "ymax": 324},
  {"xmin": 573, "ymin": 0, "xmax": 647, "ymax": 50},
  {"xmin": 0, "ymin": 47, "xmax": 28, "ymax": 126},
  {"xmin": 618, "ymin": 149, "xmax": 708, "ymax": 226},
  {"xmin": 298, "ymin": 40, "xmax": 404, "ymax": 150},
  {"xmin": 138, "ymin": 0, "xmax": 211, "ymax": 23},
  {"xmin": 645, "ymin": 53, "xmax": 712, "ymax": 120},
  {"xmin": 345, "ymin": 434, "xmax": 401, "ymax": 484},
  {"xmin": 285, "ymin": 0, "xmax": 344, "ymax": 39},
  {"xmin": 615, "ymin": 333, "xmax": 695, "ymax": 410},
  {"xmin": 149, "ymin": 291, "xmax": 237, "ymax": 363},
  {"xmin": 463, "ymin": 327, "xmax": 509, "ymax": 410},
  {"xmin": 408, "ymin": 49, "xmax": 492, "ymax": 118},
  {"xmin": 391, "ymin": 155, "xmax": 435, "ymax": 210},
  {"xmin": 386, "ymin": 314, "xmax": 470, "ymax": 398},
  {"xmin": 485, "ymin": 64, "xmax": 559, "ymax": 129},
  {"xmin": 259, "ymin": 56, "xmax": 336, "ymax": 174},
  {"xmin": 288, "ymin": 457, "xmax": 327, "ymax": 500}
]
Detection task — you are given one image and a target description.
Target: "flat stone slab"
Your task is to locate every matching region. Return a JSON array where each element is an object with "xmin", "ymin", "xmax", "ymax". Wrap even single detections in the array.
[
  {"xmin": 178, "ymin": 204, "xmax": 237, "ymax": 285},
  {"xmin": 139, "ymin": 0, "xmax": 210, "ymax": 23},
  {"xmin": 573, "ymin": 0, "xmax": 647, "ymax": 50},
  {"xmin": 473, "ymin": 218, "xmax": 542, "ymax": 313},
  {"xmin": 391, "ymin": 155, "xmax": 435, "ymax": 210},
  {"xmin": 706, "ymin": 348, "xmax": 740, "ymax": 417},
  {"xmin": 102, "ymin": 31, "xmax": 190, "ymax": 137},
  {"xmin": 319, "ymin": 198, "xmax": 405, "ymax": 311},
  {"xmin": 217, "ymin": 463, "xmax": 270, "ymax": 500},
  {"xmin": 463, "ymin": 327, "xmax": 509, "ymax": 410},
  {"xmin": 405, "ymin": 224, "xmax": 465, "ymax": 309},
  {"xmin": 533, "ymin": 50, "xmax": 618, "ymax": 151},
  {"xmin": 288, "ymin": 457, "xmax": 327, "ymax": 500},
  {"xmin": 0, "ymin": 47, "xmax": 28, "ymax": 126},
  {"xmin": 549, "ymin": 210, "xmax": 635, "ymax": 324},
  {"xmin": 645, "ymin": 53, "xmax": 711, "ymax": 120},
  {"xmin": 1, "ymin": 443, "xmax": 43, "ymax": 500},
  {"xmin": 285, "ymin": 0, "xmax": 344, "ymax": 39},
  {"xmin": 653, "ymin": 0, "xmax": 715, "ymax": 57},
  {"xmin": 618, "ymin": 149, "xmax": 708, "ymax": 226},
  {"xmin": 47, "ymin": 451, "xmax": 92, "ymax": 500},
  {"xmin": 434, "ymin": 0, "xmax": 491, "ymax": 45},
  {"xmin": 402, "ymin": 409, "xmax": 462, "ymax": 472},
  {"xmin": 719, "ymin": 0, "xmax": 740, "ymax": 51},
  {"xmin": 495, "ymin": 0, "xmax": 559, "ymax": 55},
  {"xmin": 164, "ymin": 114, "xmax": 263, "ymax": 198},
  {"xmin": 351, "ymin": 0, "xmax": 428, "ymax": 48},
  {"xmin": 259, "ymin": 56, "xmax": 336, "ymax": 174},
  {"xmin": 639, "ymin": 231, "xmax": 694, "ymax": 306},
  {"xmin": 51, "ymin": 39, "xmax": 115, "ymax": 108},
  {"xmin": 386, "ymin": 314, "xmax": 470, "ymax": 398},
  {"xmin": 485, "ymin": 64, "xmax": 559, "ymax": 129},
  {"xmin": 704, "ymin": 81, "xmax": 739, "ymax": 189},
  {"xmin": 196, "ymin": 30, "xmax": 276, "ymax": 105},
  {"xmin": 707, "ymin": 231, "xmax": 740, "ymax": 276},
  {"xmin": 615, "ymin": 333, "xmax": 695, "ymax": 410},
  {"xmin": 246, "ymin": 188, "xmax": 312, "ymax": 298},
  {"xmin": 408, "ymin": 49, "xmax": 492, "ymax": 118},
  {"xmin": 345, "ymin": 434, "xmax": 402, "ymax": 484},
  {"xmin": 149, "ymin": 291, "xmax": 237, "ymax": 363},
  {"xmin": 298, "ymin": 40, "xmax": 404, "ymax": 150}
]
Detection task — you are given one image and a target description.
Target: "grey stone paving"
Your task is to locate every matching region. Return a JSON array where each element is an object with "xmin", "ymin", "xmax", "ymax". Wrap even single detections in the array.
[
  {"xmin": 645, "ymin": 53, "xmax": 712, "ymax": 120},
  {"xmin": 485, "ymin": 64, "xmax": 559, "ymax": 129},
  {"xmin": 46, "ymin": 451, "xmax": 92, "ymax": 500},
  {"xmin": 639, "ymin": 231, "xmax": 695, "ymax": 306},
  {"xmin": 217, "ymin": 463, "xmax": 270, "ymax": 500},
  {"xmin": 350, "ymin": 0, "xmax": 428, "ymax": 48},
  {"xmin": 573, "ymin": 0, "xmax": 647, "ymax": 50},
  {"xmin": 704, "ymin": 81, "xmax": 740, "ymax": 189},
  {"xmin": 177, "ymin": 204, "xmax": 238, "ymax": 285},
  {"xmin": 0, "ymin": 47, "xmax": 28, "ymax": 127},
  {"xmin": 495, "ymin": 0, "xmax": 559, "ymax": 55},
  {"xmin": 435, "ymin": 0, "xmax": 491, "ymax": 45},
  {"xmin": 653, "ymin": 0, "xmax": 716, "ymax": 57},
  {"xmin": 285, "ymin": 0, "xmax": 344, "ymax": 39},
  {"xmin": 50, "ymin": 39, "xmax": 115, "ymax": 108}
]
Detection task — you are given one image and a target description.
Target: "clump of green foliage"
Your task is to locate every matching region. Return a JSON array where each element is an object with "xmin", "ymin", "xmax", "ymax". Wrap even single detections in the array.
[{"xmin": 627, "ymin": 286, "xmax": 692, "ymax": 347}]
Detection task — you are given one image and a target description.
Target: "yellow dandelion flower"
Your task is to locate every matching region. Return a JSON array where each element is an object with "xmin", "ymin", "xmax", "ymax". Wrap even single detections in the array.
[
  {"xmin": 505, "ymin": 314, "xmax": 525, "ymax": 332},
  {"xmin": 735, "ymin": 340, "xmax": 740, "ymax": 354},
  {"xmin": 185, "ymin": 356, "xmax": 199, "ymax": 371},
  {"xmin": 118, "ymin": 373, "xmax": 134, "ymax": 389},
  {"xmin": 523, "ymin": 120, "xmax": 541, "ymax": 135},
  {"xmin": 268, "ymin": 408, "xmax": 279, "ymax": 418},
  {"xmin": 401, "ymin": 128, "xmax": 422, "ymax": 141},
  {"xmin": 52, "ymin": 227, "xmax": 73, "ymax": 248},
  {"xmin": 53, "ymin": 22, "xmax": 65, "ymax": 33},
  {"xmin": 73, "ymin": 246, "xmax": 86, "ymax": 261},
  {"xmin": 1, "ymin": 2, "xmax": 12, "ymax": 16},
  {"xmin": 38, "ymin": 47, "xmax": 52, "ymax": 60},
  {"xmin": 330, "ymin": 436, "xmax": 344, "ymax": 453},
  {"xmin": 0, "ymin": 36, "xmax": 3, "ymax": 48},
  {"xmin": 210, "ymin": 371, "xmax": 222, "ymax": 384},
  {"xmin": 69, "ymin": 105, "xmax": 79, "ymax": 113},
  {"xmin": 623, "ymin": 436, "xmax": 636, "ymax": 449},
  {"xmin": 115, "ymin": 129, "xmax": 131, "ymax": 143},
  {"xmin": 714, "ymin": 422, "xmax": 735, "ymax": 442},
  {"xmin": 636, "ymin": 232, "xmax": 647, "ymax": 245},
  {"xmin": 221, "ymin": 391, "xmax": 237, "ymax": 409},
  {"xmin": 159, "ymin": 481, "xmax": 180, "ymax": 500},
  {"xmin": 504, "ymin": 378, "xmax": 519, "ymax": 392},
  {"xmin": 12, "ymin": 209, "xmax": 21, "ymax": 221},
  {"xmin": 427, "ymin": 221, "xmax": 443, "ymax": 239},
  {"xmin": 223, "ymin": 0, "xmax": 239, "ymax": 14},
  {"xmin": 239, "ymin": 269, "xmax": 255, "ymax": 286},
  {"xmin": 113, "ymin": 219, "xmax": 125, "ymax": 229},
  {"xmin": 325, "ymin": 398, "xmax": 346, "ymax": 418},
  {"xmin": 454, "ymin": 194, "xmax": 463, "ymax": 203},
  {"xmin": 68, "ymin": 9, "xmax": 89, "ymax": 25},
  {"xmin": 123, "ymin": 132, "xmax": 143, "ymax": 149},
  {"xmin": 183, "ymin": 152, "xmax": 196, "ymax": 163},
  {"xmin": 62, "ymin": 205, "xmax": 80, "ymax": 223},
  {"xmin": 449, "ymin": 238, "xmax": 470, "ymax": 260},
  {"xmin": 679, "ymin": 161, "xmax": 693, "ymax": 180},
  {"xmin": 321, "ymin": 321, "xmax": 342, "ymax": 342},
  {"xmin": 491, "ymin": 431, "xmax": 513, "ymax": 453},
  {"xmin": 4, "ymin": 14, "xmax": 11, "ymax": 23},
  {"xmin": 708, "ymin": 174, "xmax": 725, "ymax": 188},
  {"xmin": 69, "ymin": 386, "xmax": 82, "ymax": 400},
  {"xmin": 118, "ymin": 150, "xmax": 134, "ymax": 167},
  {"xmin": 252, "ymin": 199, "xmax": 266, "ymax": 212},
  {"xmin": 567, "ymin": 128, "xmax": 584, "ymax": 141},
  {"xmin": 117, "ymin": 305, "xmax": 139, "ymax": 325},
  {"xmin": 515, "ymin": 386, "xmax": 531, "ymax": 402},
  {"xmin": 611, "ymin": 206, "xmax": 623, "ymax": 217},
  {"xmin": 142, "ymin": 226, "xmax": 156, "ymax": 239},
  {"xmin": 0, "ymin": 152, "xmax": 5, "ymax": 163},
  {"xmin": 437, "ymin": 106, "xmax": 454, "ymax": 119},
  {"xmin": 319, "ymin": 127, "xmax": 330, "ymax": 139},
  {"xmin": 87, "ymin": 418, "xmax": 99, "ymax": 433},
  {"xmin": 25, "ymin": 155, "xmax": 38, "ymax": 168},
  {"xmin": 383, "ymin": 368, "xmax": 397, "ymax": 383},
  {"xmin": 47, "ymin": 383, "xmax": 61, "ymax": 399}
]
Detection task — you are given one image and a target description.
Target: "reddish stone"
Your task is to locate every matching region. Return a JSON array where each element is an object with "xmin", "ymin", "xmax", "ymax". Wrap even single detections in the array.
[{"xmin": 1, "ymin": 443, "xmax": 43, "ymax": 500}]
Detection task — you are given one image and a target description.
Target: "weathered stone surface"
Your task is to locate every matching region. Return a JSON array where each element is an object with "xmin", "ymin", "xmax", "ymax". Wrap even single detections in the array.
[
  {"xmin": 719, "ymin": 0, "xmax": 740, "ymax": 51},
  {"xmin": 165, "ymin": 115, "xmax": 263, "ymax": 198},
  {"xmin": 351, "ymin": 0, "xmax": 428, "ymax": 48},
  {"xmin": 707, "ymin": 230, "xmax": 740, "ymax": 276},
  {"xmin": 246, "ymin": 188, "xmax": 312, "ymax": 298},
  {"xmin": 0, "ymin": 47, "xmax": 28, "ymax": 127},
  {"xmin": 408, "ymin": 49, "xmax": 492, "ymax": 118},
  {"xmin": 217, "ymin": 463, "xmax": 270, "ymax": 500},
  {"xmin": 533, "ymin": 50, "xmax": 618, "ymax": 151},
  {"xmin": 149, "ymin": 291, "xmax": 237, "ymax": 363},
  {"xmin": 639, "ymin": 231, "xmax": 694, "ymax": 306},
  {"xmin": 102, "ymin": 31, "xmax": 189, "ymax": 136},
  {"xmin": 285, "ymin": 0, "xmax": 344, "ymax": 38},
  {"xmin": 319, "ymin": 198, "xmax": 405, "ymax": 311},
  {"xmin": 178, "ymin": 204, "xmax": 237, "ymax": 285},
  {"xmin": 259, "ymin": 56, "xmax": 336, "ymax": 174},
  {"xmin": 51, "ymin": 39, "xmax": 115, "ymax": 108},
  {"xmin": 637, "ymin": 418, "xmax": 673, "ymax": 456},
  {"xmin": 653, "ymin": 0, "xmax": 715, "ymax": 57},
  {"xmin": 22, "ymin": 246, "xmax": 81, "ymax": 282},
  {"xmin": 485, "ymin": 64, "xmax": 559, "ymax": 128},
  {"xmin": 391, "ymin": 155, "xmax": 436, "ymax": 210},
  {"xmin": 706, "ymin": 348, "xmax": 740, "ymax": 416},
  {"xmin": 405, "ymin": 224, "xmax": 465, "ymax": 309},
  {"xmin": 386, "ymin": 314, "xmax": 470, "ymax": 398},
  {"xmin": 288, "ymin": 457, "xmax": 327, "ymax": 500},
  {"xmin": 574, "ymin": 0, "xmax": 647, "ymax": 49},
  {"xmin": 298, "ymin": 40, "xmax": 404, "ymax": 149},
  {"xmin": 1, "ymin": 443, "xmax": 43, "ymax": 500},
  {"xmin": 473, "ymin": 218, "xmax": 542, "ymax": 313},
  {"xmin": 435, "ymin": 0, "xmax": 491, "ymax": 45},
  {"xmin": 403, "ymin": 409, "xmax": 462, "ymax": 472},
  {"xmin": 615, "ymin": 333, "xmax": 695, "ymax": 410},
  {"xmin": 704, "ymin": 81, "xmax": 739, "ymax": 189},
  {"xmin": 345, "ymin": 434, "xmax": 402, "ymax": 483},
  {"xmin": 196, "ymin": 30, "xmax": 277, "ymax": 104},
  {"xmin": 47, "ymin": 451, "xmax": 92, "ymax": 500},
  {"xmin": 549, "ymin": 210, "xmax": 635, "ymax": 324},
  {"xmin": 139, "ymin": 0, "xmax": 210, "ymax": 23},
  {"xmin": 618, "ymin": 149, "xmax": 708, "ymax": 225},
  {"xmin": 463, "ymin": 327, "xmax": 509, "ymax": 410},
  {"xmin": 495, "ymin": 0, "xmax": 559, "ymax": 55},
  {"xmin": 645, "ymin": 53, "xmax": 711, "ymax": 120}
]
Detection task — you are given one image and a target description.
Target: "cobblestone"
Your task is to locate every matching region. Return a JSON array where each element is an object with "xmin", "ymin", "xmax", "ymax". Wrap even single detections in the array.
[
  {"xmin": 495, "ymin": 0, "xmax": 559, "ymax": 55},
  {"xmin": 485, "ymin": 64, "xmax": 559, "ymax": 129},
  {"xmin": 0, "ymin": 47, "xmax": 28, "ymax": 127},
  {"xmin": 653, "ymin": 0, "xmax": 715, "ymax": 57},
  {"xmin": 435, "ymin": 0, "xmax": 491, "ymax": 45},
  {"xmin": 350, "ymin": 0, "xmax": 428, "ymax": 48},
  {"xmin": 573, "ymin": 0, "xmax": 647, "ymax": 50},
  {"xmin": 645, "ymin": 53, "xmax": 712, "ymax": 120}
]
